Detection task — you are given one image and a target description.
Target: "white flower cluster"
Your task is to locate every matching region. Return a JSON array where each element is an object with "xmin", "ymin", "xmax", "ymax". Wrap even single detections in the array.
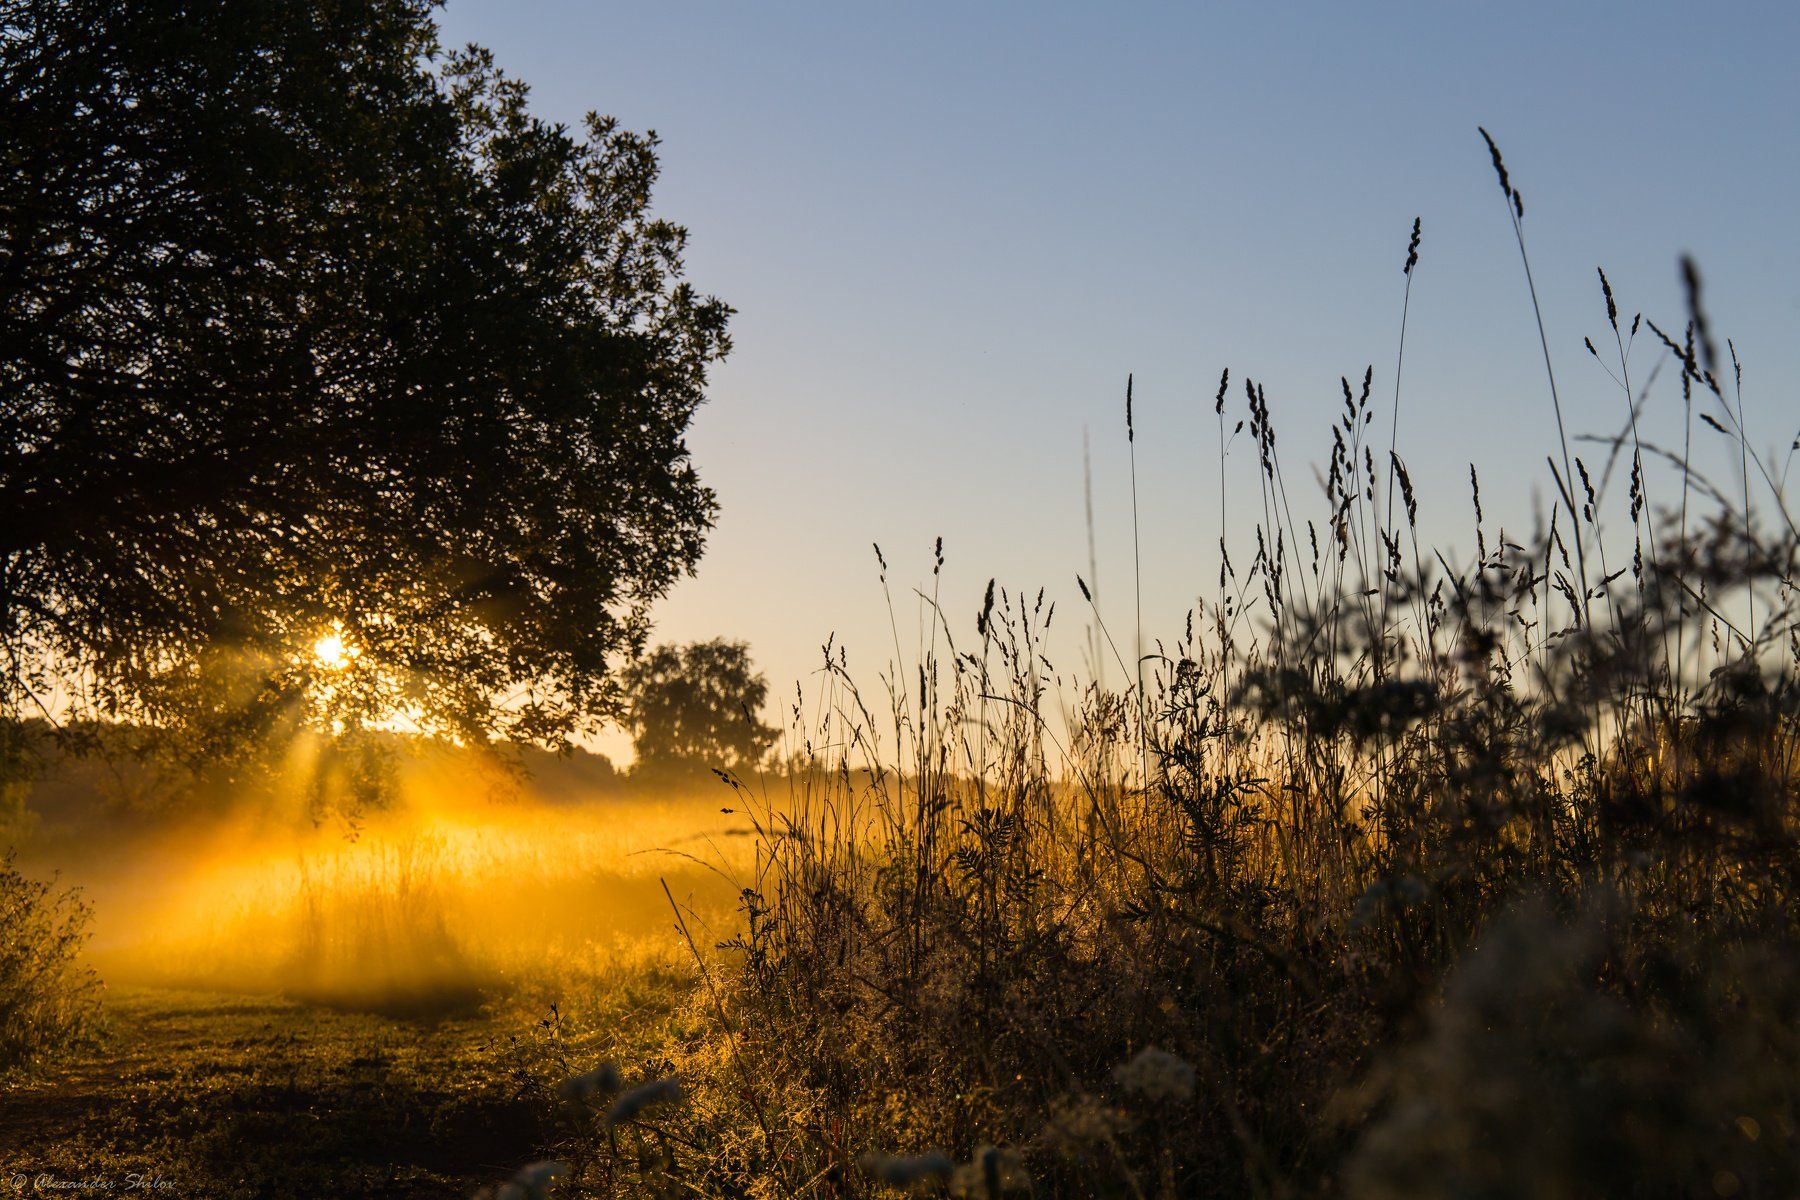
[
  {"xmin": 556, "ymin": 1061, "xmax": 622, "ymax": 1107},
  {"xmin": 1112, "ymin": 1046, "xmax": 1197, "ymax": 1104},
  {"xmin": 859, "ymin": 1145, "xmax": 1031, "ymax": 1195}
]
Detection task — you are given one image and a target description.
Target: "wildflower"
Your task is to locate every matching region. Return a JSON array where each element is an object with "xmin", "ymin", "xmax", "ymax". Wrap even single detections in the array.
[
  {"xmin": 1113, "ymin": 1046, "xmax": 1196, "ymax": 1103},
  {"xmin": 606, "ymin": 1076, "xmax": 684, "ymax": 1125},
  {"xmin": 557, "ymin": 1061, "xmax": 622, "ymax": 1106},
  {"xmin": 858, "ymin": 1150, "xmax": 955, "ymax": 1188},
  {"xmin": 1042, "ymin": 1094, "xmax": 1128, "ymax": 1149}
]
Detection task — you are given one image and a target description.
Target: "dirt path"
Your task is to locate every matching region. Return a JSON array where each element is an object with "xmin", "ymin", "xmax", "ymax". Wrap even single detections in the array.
[{"xmin": 0, "ymin": 987, "xmax": 544, "ymax": 1199}]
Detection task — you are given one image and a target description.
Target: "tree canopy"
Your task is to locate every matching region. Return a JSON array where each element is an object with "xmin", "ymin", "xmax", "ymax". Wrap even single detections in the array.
[
  {"xmin": 622, "ymin": 640, "xmax": 776, "ymax": 775},
  {"xmin": 0, "ymin": 0, "xmax": 731, "ymax": 753}
]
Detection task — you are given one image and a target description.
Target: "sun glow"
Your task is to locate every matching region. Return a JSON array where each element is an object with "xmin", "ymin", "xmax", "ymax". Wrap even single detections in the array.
[
  {"xmin": 312, "ymin": 629, "xmax": 358, "ymax": 670},
  {"xmin": 65, "ymin": 748, "xmax": 753, "ymax": 1010}
]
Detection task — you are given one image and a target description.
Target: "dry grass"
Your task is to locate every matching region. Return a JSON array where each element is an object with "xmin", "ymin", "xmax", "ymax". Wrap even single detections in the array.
[
  {"xmin": 0, "ymin": 850, "xmax": 101, "ymax": 1072},
  {"xmin": 519, "ymin": 134, "xmax": 1800, "ymax": 1198}
]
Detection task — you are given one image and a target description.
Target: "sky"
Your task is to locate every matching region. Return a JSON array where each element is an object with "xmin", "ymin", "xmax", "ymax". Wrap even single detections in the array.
[{"xmin": 434, "ymin": 1, "xmax": 1800, "ymax": 758}]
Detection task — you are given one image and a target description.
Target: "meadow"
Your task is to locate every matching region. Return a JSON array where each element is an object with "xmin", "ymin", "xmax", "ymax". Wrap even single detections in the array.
[
  {"xmin": 2, "ymin": 744, "xmax": 743, "ymax": 1196},
  {"xmin": 473, "ymin": 149, "xmax": 1800, "ymax": 1199},
  {"xmin": 5, "ymin": 140, "xmax": 1799, "ymax": 1200}
]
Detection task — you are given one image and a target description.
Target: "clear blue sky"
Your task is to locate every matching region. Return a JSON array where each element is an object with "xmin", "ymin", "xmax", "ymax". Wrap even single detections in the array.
[{"xmin": 436, "ymin": 1, "xmax": 1800, "ymax": 751}]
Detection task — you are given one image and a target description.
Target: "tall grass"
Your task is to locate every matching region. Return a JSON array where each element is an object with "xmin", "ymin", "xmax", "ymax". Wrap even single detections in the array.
[
  {"xmin": 0, "ymin": 851, "xmax": 100, "ymax": 1071},
  {"xmin": 527, "ymin": 132, "xmax": 1800, "ymax": 1198}
]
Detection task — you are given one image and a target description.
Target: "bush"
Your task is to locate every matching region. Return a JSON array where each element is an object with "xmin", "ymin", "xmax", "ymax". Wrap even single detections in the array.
[{"xmin": 0, "ymin": 851, "xmax": 102, "ymax": 1072}]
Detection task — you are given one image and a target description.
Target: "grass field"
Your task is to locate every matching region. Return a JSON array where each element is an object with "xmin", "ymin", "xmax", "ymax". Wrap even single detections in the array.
[
  {"xmin": 0, "ymin": 987, "xmax": 543, "ymax": 1198},
  {"xmin": 3, "ymin": 759, "xmax": 738, "ymax": 1199}
]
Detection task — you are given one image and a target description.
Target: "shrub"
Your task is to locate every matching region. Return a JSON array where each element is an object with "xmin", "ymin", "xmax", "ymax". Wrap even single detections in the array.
[{"xmin": 0, "ymin": 850, "xmax": 102, "ymax": 1072}]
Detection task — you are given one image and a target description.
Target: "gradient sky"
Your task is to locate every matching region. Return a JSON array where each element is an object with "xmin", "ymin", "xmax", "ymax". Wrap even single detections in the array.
[{"xmin": 435, "ymin": 1, "xmax": 1800, "ymax": 756}]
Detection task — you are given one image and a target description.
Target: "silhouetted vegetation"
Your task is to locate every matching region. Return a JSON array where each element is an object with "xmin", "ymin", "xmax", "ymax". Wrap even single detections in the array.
[
  {"xmin": 0, "ymin": 851, "xmax": 99, "ymax": 1071},
  {"xmin": 0, "ymin": 0, "xmax": 729, "ymax": 764},
  {"xmin": 511, "ymin": 136, "xmax": 1800, "ymax": 1199}
]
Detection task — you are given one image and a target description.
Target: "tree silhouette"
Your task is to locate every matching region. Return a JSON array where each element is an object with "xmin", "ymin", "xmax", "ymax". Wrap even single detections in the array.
[
  {"xmin": 0, "ymin": 0, "xmax": 731, "ymax": 754},
  {"xmin": 622, "ymin": 641, "xmax": 777, "ymax": 775}
]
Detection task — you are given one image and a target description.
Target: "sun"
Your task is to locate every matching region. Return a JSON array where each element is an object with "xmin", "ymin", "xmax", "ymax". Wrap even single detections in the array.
[{"xmin": 311, "ymin": 629, "xmax": 359, "ymax": 671}]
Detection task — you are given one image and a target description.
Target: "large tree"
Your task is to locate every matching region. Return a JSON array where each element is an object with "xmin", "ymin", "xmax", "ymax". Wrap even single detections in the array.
[{"xmin": 0, "ymin": 0, "xmax": 730, "ymax": 753}]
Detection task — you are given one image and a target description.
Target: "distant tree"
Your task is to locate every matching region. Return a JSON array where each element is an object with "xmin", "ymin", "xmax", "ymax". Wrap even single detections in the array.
[
  {"xmin": 622, "ymin": 641, "xmax": 777, "ymax": 774},
  {"xmin": 0, "ymin": 0, "xmax": 730, "ymax": 760}
]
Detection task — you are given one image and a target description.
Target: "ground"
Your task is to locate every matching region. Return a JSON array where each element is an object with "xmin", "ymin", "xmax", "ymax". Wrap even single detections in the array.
[{"xmin": 0, "ymin": 987, "xmax": 548, "ymax": 1200}]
